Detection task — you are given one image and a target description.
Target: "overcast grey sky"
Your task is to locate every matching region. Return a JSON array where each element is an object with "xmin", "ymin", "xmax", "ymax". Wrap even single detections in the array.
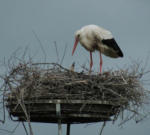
[{"xmin": 0, "ymin": 0, "xmax": 150, "ymax": 135}]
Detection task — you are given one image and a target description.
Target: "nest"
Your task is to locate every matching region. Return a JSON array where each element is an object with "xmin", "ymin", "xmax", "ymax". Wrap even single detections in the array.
[{"xmin": 3, "ymin": 62, "xmax": 148, "ymax": 124}]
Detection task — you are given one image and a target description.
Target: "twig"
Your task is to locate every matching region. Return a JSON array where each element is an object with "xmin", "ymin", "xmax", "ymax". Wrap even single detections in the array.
[
  {"xmin": 60, "ymin": 43, "xmax": 67, "ymax": 65},
  {"xmin": 54, "ymin": 41, "xmax": 59, "ymax": 63},
  {"xmin": 2, "ymin": 88, "xmax": 5, "ymax": 124},
  {"xmin": 32, "ymin": 30, "xmax": 47, "ymax": 62},
  {"xmin": 0, "ymin": 122, "xmax": 20, "ymax": 135},
  {"xmin": 22, "ymin": 122, "xmax": 29, "ymax": 135},
  {"xmin": 118, "ymin": 113, "xmax": 136, "ymax": 126},
  {"xmin": 99, "ymin": 121, "xmax": 106, "ymax": 135},
  {"xmin": 32, "ymin": 62, "xmax": 70, "ymax": 72}
]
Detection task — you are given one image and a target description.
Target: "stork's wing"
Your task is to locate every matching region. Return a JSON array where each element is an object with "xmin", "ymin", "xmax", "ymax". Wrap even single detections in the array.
[{"xmin": 102, "ymin": 38, "xmax": 123, "ymax": 57}]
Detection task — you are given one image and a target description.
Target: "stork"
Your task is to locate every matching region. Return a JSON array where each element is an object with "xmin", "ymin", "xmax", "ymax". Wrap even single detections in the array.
[{"xmin": 72, "ymin": 24, "xmax": 123, "ymax": 73}]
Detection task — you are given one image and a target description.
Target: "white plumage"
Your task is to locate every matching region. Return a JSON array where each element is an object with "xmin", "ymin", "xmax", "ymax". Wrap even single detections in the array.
[
  {"xmin": 77, "ymin": 25, "xmax": 113, "ymax": 40},
  {"xmin": 72, "ymin": 24, "xmax": 123, "ymax": 73}
]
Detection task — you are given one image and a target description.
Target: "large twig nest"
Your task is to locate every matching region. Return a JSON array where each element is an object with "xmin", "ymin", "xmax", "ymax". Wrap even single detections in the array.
[{"xmin": 3, "ymin": 62, "xmax": 149, "ymax": 124}]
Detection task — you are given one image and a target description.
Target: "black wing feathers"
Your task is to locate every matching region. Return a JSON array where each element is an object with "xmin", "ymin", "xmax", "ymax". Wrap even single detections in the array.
[{"xmin": 102, "ymin": 38, "xmax": 123, "ymax": 57}]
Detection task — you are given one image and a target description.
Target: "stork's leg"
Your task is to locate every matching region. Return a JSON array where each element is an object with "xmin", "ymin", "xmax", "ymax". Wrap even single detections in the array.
[
  {"xmin": 100, "ymin": 52, "xmax": 103, "ymax": 73},
  {"xmin": 90, "ymin": 51, "xmax": 93, "ymax": 72}
]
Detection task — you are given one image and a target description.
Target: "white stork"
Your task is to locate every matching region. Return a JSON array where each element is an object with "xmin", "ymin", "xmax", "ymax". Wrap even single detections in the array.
[{"xmin": 72, "ymin": 24, "xmax": 123, "ymax": 73}]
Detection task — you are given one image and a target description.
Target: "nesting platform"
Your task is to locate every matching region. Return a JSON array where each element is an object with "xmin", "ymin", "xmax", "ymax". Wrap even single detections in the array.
[
  {"xmin": 5, "ymin": 63, "xmax": 144, "ymax": 124},
  {"xmin": 6, "ymin": 98, "xmax": 120, "ymax": 123}
]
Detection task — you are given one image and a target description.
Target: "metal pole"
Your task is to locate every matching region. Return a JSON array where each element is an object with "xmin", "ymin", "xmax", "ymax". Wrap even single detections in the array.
[
  {"xmin": 56, "ymin": 102, "xmax": 62, "ymax": 135},
  {"xmin": 58, "ymin": 119, "xmax": 62, "ymax": 135},
  {"xmin": 66, "ymin": 123, "xmax": 71, "ymax": 135}
]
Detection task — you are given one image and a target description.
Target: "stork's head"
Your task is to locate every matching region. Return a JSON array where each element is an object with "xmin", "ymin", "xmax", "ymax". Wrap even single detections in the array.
[{"xmin": 72, "ymin": 30, "xmax": 81, "ymax": 56}]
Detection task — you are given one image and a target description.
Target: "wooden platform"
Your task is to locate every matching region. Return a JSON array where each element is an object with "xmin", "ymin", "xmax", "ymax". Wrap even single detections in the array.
[{"xmin": 6, "ymin": 99, "xmax": 120, "ymax": 124}]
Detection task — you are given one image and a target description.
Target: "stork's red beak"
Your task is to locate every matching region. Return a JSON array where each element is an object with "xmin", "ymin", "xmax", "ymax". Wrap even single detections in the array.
[{"xmin": 72, "ymin": 37, "xmax": 79, "ymax": 56}]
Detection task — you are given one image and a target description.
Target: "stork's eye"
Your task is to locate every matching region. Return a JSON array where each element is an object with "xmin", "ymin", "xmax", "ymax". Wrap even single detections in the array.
[{"xmin": 77, "ymin": 34, "xmax": 80, "ymax": 39}]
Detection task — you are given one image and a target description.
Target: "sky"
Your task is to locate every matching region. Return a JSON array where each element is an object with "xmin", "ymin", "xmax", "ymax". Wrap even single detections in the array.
[{"xmin": 0, "ymin": 0, "xmax": 150, "ymax": 135}]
